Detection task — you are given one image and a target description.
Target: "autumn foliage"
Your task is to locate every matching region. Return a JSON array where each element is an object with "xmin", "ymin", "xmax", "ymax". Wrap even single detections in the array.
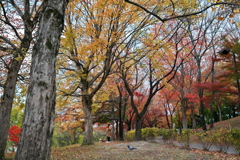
[{"xmin": 8, "ymin": 126, "xmax": 22, "ymax": 147}]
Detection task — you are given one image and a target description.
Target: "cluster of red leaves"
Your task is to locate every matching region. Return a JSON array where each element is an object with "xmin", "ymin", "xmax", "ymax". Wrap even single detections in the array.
[
  {"xmin": 8, "ymin": 125, "xmax": 22, "ymax": 146},
  {"xmin": 184, "ymin": 93, "xmax": 199, "ymax": 103},
  {"xmin": 133, "ymin": 91, "xmax": 144, "ymax": 97}
]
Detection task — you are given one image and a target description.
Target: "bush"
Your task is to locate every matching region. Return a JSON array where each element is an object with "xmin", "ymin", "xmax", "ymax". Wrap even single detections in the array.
[
  {"xmin": 52, "ymin": 127, "xmax": 83, "ymax": 147},
  {"xmin": 159, "ymin": 129, "xmax": 177, "ymax": 143},
  {"xmin": 230, "ymin": 128, "xmax": 240, "ymax": 154},
  {"xmin": 192, "ymin": 131, "xmax": 213, "ymax": 151},
  {"xmin": 211, "ymin": 128, "xmax": 233, "ymax": 153},
  {"xmin": 142, "ymin": 128, "xmax": 159, "ymax": 140},
  {"xmin": 177, "ymin": 129, "xmax": 191, "ymax": 148},
  {"xmin": 125, "ymin": 128, "xmax": 161, "ymax": 141},
  {"xmin": 125, "ymin": 130, "xmax": 135, "ymax": 141}
]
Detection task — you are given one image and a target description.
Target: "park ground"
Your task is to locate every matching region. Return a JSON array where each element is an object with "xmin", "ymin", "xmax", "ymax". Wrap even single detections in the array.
[
  {"xmin": 6, "ymin": 117, "xmax": 240, "ymax": 159},
  {"xmin": 50, "ymin": 140, "xmax": 240, "ymax": 160}
]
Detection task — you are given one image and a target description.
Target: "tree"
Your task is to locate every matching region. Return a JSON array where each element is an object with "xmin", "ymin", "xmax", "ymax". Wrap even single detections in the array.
[
  {"xmin": 15, "ymin": 0, "xmax": 68, "ymax": 159},
  {"xmin": 158, "ymin": 87, "xmax": 179, "ymax": 129},
  {"xmin": 178, "ymin": 4, "xmax": 233, "ymax": 130},
  {"xmin": 0, "ymin": 0, "xmax": 42, "ymax": 158},
  {"xmin": 220, "ymin": 26, "xmax": 240, "ymax": 115},
  {"xmin": 116, "ymin": 81, "xmax": 129, "ymax": 140},
  {"xmin": 119, "ymin": 46, "xmax": 182, "ymax": 139},
  {"xmin": 123, "ymin": 0, "xmax": 239, "ymax": 132},
  {"xmin": 58, "ymin": 0, "xmax": 153, "ymax": 145}
]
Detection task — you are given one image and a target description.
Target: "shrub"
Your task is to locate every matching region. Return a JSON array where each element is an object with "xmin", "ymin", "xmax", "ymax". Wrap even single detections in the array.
[
  {"xmin": 177, "ymin": 129, "xmax": 191, "ymax": 148},
  {"xmin": 230, "ymin": 128, "xmax": 240, "ymax": 154},
  {"xmin": 125, "ymin": 130, "xmax": 135, "ymax": 141},
  {"xmin": 159, "ymin": 129, "xmax": 177, "ymax": 143},
  {"xmin": 141, "ymin": 127, "xmax": 159, "ymax": 140},
  {"xmin": 125, "ymin": 128, "xmax": 161, "ymax": 141},
  {"xmin": 211, "ymin": 128, "xmax": 233, "ymax": 153},
  {"xmin": 192, "ymin": 131, "xmax": 213, "ymax": 151}
]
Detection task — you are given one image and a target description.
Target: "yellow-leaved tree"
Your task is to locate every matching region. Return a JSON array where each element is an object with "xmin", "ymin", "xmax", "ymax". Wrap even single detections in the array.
[{"xmin": 58, "ymin": 0, "xmax": 155, "ymax": 145}]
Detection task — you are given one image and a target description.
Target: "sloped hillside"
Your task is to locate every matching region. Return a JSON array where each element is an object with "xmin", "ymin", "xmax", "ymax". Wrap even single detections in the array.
[{"xmin": 207, "ymin": 116, "xmax": 240, "ymax": 130}]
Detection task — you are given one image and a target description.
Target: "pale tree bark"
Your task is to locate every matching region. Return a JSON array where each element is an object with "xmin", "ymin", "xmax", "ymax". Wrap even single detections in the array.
[{"xmin": 15, "ymin": 0, "xmax": 68, "ymax": 159}]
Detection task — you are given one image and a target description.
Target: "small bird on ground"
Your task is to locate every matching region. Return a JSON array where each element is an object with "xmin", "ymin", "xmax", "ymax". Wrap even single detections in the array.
[{"xmin": 127, "ymin": 145, "xmax": 137, "ymax": 150}]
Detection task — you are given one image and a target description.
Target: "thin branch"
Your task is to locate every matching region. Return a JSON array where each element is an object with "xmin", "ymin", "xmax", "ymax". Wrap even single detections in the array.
[{"xmin": 125, "ymin": 0, "xmax": 238, "ymax": 22}]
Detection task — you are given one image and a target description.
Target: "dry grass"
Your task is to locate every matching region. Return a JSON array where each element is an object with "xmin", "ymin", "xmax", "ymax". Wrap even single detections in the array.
[{"xmin": 51, "ymin": 141, "xmax": 240, "ymax": 160}]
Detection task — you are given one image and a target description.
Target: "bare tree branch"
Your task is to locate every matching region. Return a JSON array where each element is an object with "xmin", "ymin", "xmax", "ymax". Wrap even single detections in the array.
[{"xmin": 124, "ymin": 0, "xmax": 238, "ymax": 22}]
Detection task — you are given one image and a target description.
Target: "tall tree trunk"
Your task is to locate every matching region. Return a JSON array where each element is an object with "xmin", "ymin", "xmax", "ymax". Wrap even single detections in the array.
[
  {"xmin": 180, "ymin": 60, "xmax": 187, "ymax": 130},
  {"xmin": 15, "ymin": 1, "xmax": 68, "ymax": 159},
  {"xmin": 135, "ymin": 114, "xmax": 142, "ymax": 140},
  {"xmin": 181, "ymin": 99, "xmax": 187, "ymax": 129},
  {"xmin": 210, "ymin": 54, "xmax": 216, "ymax": 129},
  {"xmin": 115, "ymin": 120, "xmax": 119, "ymax": 140},
  {"xmin": 0, "ymin": 60, "xmax": 22, "ymax": 159},
  {"xmin": 177, "ymin": 111, "xmax": 182, "ymax": 134},
  {"xmin": 164, "ymin": 105, "xmax": 171, "ymax": 129},
  {"xmin": 0, "ymin": 4, "xmax": 33, "ymax": 158},
  {"xmin": 117, "ymin": 88, "xmax": 127, "ymax": 141},
  {"xmin": 111, "ymin": 107, "xmax": 115, "ymax": 140},
  {"xmin": 196, "ymin": 58, "xmax": 207, "ymax": 131},
  {"xmin": 199, "ymin": 96, "xmax": 207, "ymax": 131},
  {"xmin": 118, "ymin": 100, "xmax": 123, "ymax": 140},
  {"xmin": 81, "ymin": 96, "xmax": 94, "ymax": 145},
  {"xmin": 191, "ymin": 109, "xmax": 197, "ymax": 129},
  {"xmin": 217, "ymin": 105, "xmax": 222, "ymax": 122}
]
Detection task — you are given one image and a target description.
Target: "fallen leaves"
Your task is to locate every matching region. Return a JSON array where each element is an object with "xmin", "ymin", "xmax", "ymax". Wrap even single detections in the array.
[{"xmin": 50, "ymin": 141, "xmax": 240, "ymax": 160}]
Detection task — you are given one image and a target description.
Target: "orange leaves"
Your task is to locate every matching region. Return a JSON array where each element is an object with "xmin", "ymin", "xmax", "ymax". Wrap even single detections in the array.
[
  {"xmin": 212, "ymin": 7, "xmax": 216, "ymax": 12},
  {"xmin": 217, "ymin": 16, "xmax": 224, "ymax": 21},
  {"xmin": 211, "ymin": 4, "xmax": 240, "ymax": 24}
]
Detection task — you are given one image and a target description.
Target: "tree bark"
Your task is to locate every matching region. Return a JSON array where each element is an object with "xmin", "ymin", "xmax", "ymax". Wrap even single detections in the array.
[
  {"xmin": 15, "ymin": 0, "xmax": 68, "ymax": 159},
  {"xmin": 196, "ymin": 57, "xmax": 207, "ymax": 131},
  {"xmin": 135, "ymin": 115, "xmax": 142, "ymax": 141},
  {"xmin": 217, "ymin": 105, "xmax": 222, "ymax": 122},
  {"xmin": 191, "ymin": 110, "xmax": 197, "ymax": 129},
  {"xmin": 81, "ymin": 96, "xmax": 94, "ymax": 145},
  {"xmin": 0, "ymin": 59, "xmax": 22, "ymax": 159},
  {"xmin": 210, "ymin": 54, "xmax": 216, "ymax": 129},
  {"xmin": 180, "ymin": 61, "xmax": 187, "ymax": 129},
  {"xmin": 0, "ymin": 1, "xmax": 33, "ymax": 158},
  {"xmin": 181, "ymin": 101, "xmax": 187, "ymax": 129}
]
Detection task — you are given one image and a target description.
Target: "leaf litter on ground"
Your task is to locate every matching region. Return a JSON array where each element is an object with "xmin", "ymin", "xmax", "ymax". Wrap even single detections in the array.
[{"xmin": 51, "ymin": 141, "xmax": 240, "ymax": 160}]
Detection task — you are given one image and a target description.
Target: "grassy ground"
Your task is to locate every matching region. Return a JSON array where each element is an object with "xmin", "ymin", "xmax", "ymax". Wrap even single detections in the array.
[{"xmin": 51, "ymin": 141, "xmax": 240, "ymax": 160}]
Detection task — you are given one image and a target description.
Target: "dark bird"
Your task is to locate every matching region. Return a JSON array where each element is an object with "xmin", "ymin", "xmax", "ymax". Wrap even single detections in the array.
[{"xmin": 127, "ymin": 145, "xmax": 137, "ymax": 150}]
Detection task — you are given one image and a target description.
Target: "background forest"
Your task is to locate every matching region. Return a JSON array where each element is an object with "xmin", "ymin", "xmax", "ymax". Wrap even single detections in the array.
[{"xmin": 0, "ymin": 0, "xmax": 240, "ymax": 159}]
